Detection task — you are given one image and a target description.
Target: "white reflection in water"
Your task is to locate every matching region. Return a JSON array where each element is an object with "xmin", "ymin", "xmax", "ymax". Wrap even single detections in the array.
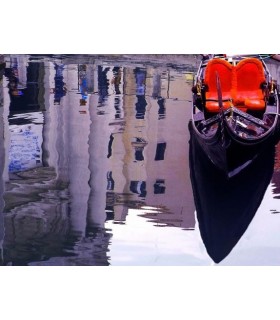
[
  {"xmin": 106, "ymin": 209, "xmax": 211, "ymax": 266},
  {"xmin": 8, "ymin": 112, "xmax": 43, "ymax": 173},
  {"xmin": 218, "ymin": 184, "xmax": 280, "ymax": 266}
]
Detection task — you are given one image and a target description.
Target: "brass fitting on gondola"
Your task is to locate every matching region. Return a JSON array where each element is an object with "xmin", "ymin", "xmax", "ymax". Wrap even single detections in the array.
[
  {"xmin": 270, "ymin": 80, "xmax": 274, "ymax": 94},
  {"xmin": 197, "ymin": 82, "xmax": 202, "ymax": 96},
  {"xmin": 268, "ymin": 80, "xmax": 277, "ymax": 105},
  {"xmin": 192, "ymin": 82, "xmax": 202, "ymax": 96}
]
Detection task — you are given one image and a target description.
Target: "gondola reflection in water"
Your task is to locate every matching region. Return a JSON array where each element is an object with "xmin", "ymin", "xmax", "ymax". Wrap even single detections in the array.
[{"xmin": 189, "ymin": 122, "xmax": 276, "ymax": 263}]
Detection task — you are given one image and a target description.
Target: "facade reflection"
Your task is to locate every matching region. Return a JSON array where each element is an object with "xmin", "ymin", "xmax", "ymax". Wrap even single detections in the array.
[
  {"xmin": 0, "ymin": 89, "xmax": 5, "ymax": 263},
  {"xmin": 265, "ymin": 60, "xmax": 280, "ymax": 198},
  {"xmin": 0, "ymin": 55, "xmax": 196, "ymax": 265}
]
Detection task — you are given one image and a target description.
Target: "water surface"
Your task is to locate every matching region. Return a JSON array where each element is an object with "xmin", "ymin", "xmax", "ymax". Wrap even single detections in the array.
[{"xmin": 1, "ymin": 54, "xmax": 280, "ymax": 266}]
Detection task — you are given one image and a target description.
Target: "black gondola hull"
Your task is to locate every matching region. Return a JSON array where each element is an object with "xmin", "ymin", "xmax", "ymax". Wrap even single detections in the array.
[
  {"xmin": 191, "ymin": 116, "xmax": 279, "ymax": 178},
  {"xmin": 189, "ymin": 124, "xmax": 275, "ymax": 263}
]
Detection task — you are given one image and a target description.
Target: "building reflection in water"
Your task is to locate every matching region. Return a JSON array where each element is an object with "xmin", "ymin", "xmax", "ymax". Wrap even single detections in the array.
[
  {"xmin": 0, "ymin": 55, "xmax": 196, "ymax": 265},
  {"xmin": 0, "ymin": 78, "xmax": 5, "ymax": 262},
  {"xmin": 263, "ymin": 60, "xmax": 280, "ymax": 203}
]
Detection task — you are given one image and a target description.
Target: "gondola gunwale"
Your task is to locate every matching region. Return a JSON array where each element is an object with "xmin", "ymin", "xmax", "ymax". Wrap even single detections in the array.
[
  {"xmin": 191, "ymin": 54, "xmax": 280, "ymax": 177},
  {"xmin": 222, "ymin": 93, "xmax": 280, "ymax": 144}
]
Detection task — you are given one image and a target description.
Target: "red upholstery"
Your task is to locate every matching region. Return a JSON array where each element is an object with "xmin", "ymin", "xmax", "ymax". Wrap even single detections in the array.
[
  {"xmin": 205, "ymin": 100, "xmax": 232, "ymax": 111},
  {"xmin": 234, "ymin": 58, "xmax": 266, "ymax": 110},
  {"xmin": 204, "ymin": 59, "xmax": 233, "ymax": 112}
]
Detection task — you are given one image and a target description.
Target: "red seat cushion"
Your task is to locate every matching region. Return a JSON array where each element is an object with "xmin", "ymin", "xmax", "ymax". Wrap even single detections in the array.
[
  {"xmin": 244, "ymin": 98, "xmax": 265, "ymax": 109},
  {"xmin": 204, "ymin": 59, "xmax": 234, "ymax": 112},
  {"xmin": 234, "ymin": 58, "xmax": 266, "ymax": 110},
  {"xmin": 205, "ymin": 100, "xmax": 232, "ymax": 112}
]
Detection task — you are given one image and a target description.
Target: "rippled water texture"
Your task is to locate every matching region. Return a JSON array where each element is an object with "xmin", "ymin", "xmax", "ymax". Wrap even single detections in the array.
[{"xmin": 1, "ymin": 54, "xmax": 280, "ymax": 266}]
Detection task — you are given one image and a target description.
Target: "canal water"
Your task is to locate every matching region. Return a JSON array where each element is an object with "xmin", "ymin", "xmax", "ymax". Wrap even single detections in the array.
[{"xmin": 1, "ymin": 54, "xmax": 280, "ymax": 266}]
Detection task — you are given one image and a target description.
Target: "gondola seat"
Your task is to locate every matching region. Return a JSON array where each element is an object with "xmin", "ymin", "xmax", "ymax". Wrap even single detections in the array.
[
  {"xmin": 233, "ymin": 58, "xmax": 266, "ymax": 111},
  {"xmin": 204, "ymin": 59, "xmax": 234, "ymax": 112}
]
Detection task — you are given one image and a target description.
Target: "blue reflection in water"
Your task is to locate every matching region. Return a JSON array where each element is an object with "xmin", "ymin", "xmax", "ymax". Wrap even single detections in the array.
[{"xmin": 8, "ymin": 113, "xmax": 43, "ymax": 173}]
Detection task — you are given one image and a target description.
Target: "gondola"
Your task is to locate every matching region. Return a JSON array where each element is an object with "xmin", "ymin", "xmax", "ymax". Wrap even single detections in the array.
[
  {"xmin": 191, "ymin": 54, "xmax": 280, "ymax": 178},
  {"xmin": 189, "ymin": 122, "xmax": 275, "ymax": 263}
]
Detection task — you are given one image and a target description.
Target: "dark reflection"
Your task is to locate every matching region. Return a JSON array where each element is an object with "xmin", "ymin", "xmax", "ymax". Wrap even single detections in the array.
[
  {"xmin": 53, "ymin": 63, "xmax": 66, "ymax": 105},
  {"xmin": 130, "ymin": 181, "xmax": 147, "ymax": 198},
  {"xmin": 135, "ymin": 147, "xmax": 144, "ymax": 161},
  {"xmin": 78, "ymin": 64, "xmax": 88, "ymax": 105},
  {"xmin": 107, "ymin": 171, "xmax": 115, "ymax": 191},
  {"xmin": 114, "ymin": 96, "xmax": 121, "ymax": 119},
  {"xmin": 154, "ymin": 179, "xmax": 165, "ymax": 194},
  {"xmin": 107, "ymin": 133, "xmax": 114, "ymax": 159},
  {"xmin": 112, "ymin": 67, "xmax": 122, "ymax": 95},
  {"xmin": 112, "ymin": 67, "xmax": 122, "ymax": 119},
  {"xmin": 157, "ymin": 97, "xmax": 166, "ymax": 120},
  {"xmin": 271, "ymin": 144, "xmax": 280, "ymax": 199},
  {"xmin": 134, "ymin": 67, "xmax": 147, "ymax": 119},
  {"xmin": 135, "ymin": 95, "xmax": 147, "ymax": 119},
  {"xmin": 5, "ymin": 60, "xmax": 45, "ymax": 114},
  {"xmin": 155, "ymin": 142, "xmax": 166, "ymax": 161},
  {"xmin": 98, "ymin": 66, "xmax": 110, "ymax": 105},
  {"xmin": 132, "ymin": 137, "xmax": 146, "ymax": 162},
  {"xmin": 189, "ymin": 123, "xmax": 275, "ymax": 263}
]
